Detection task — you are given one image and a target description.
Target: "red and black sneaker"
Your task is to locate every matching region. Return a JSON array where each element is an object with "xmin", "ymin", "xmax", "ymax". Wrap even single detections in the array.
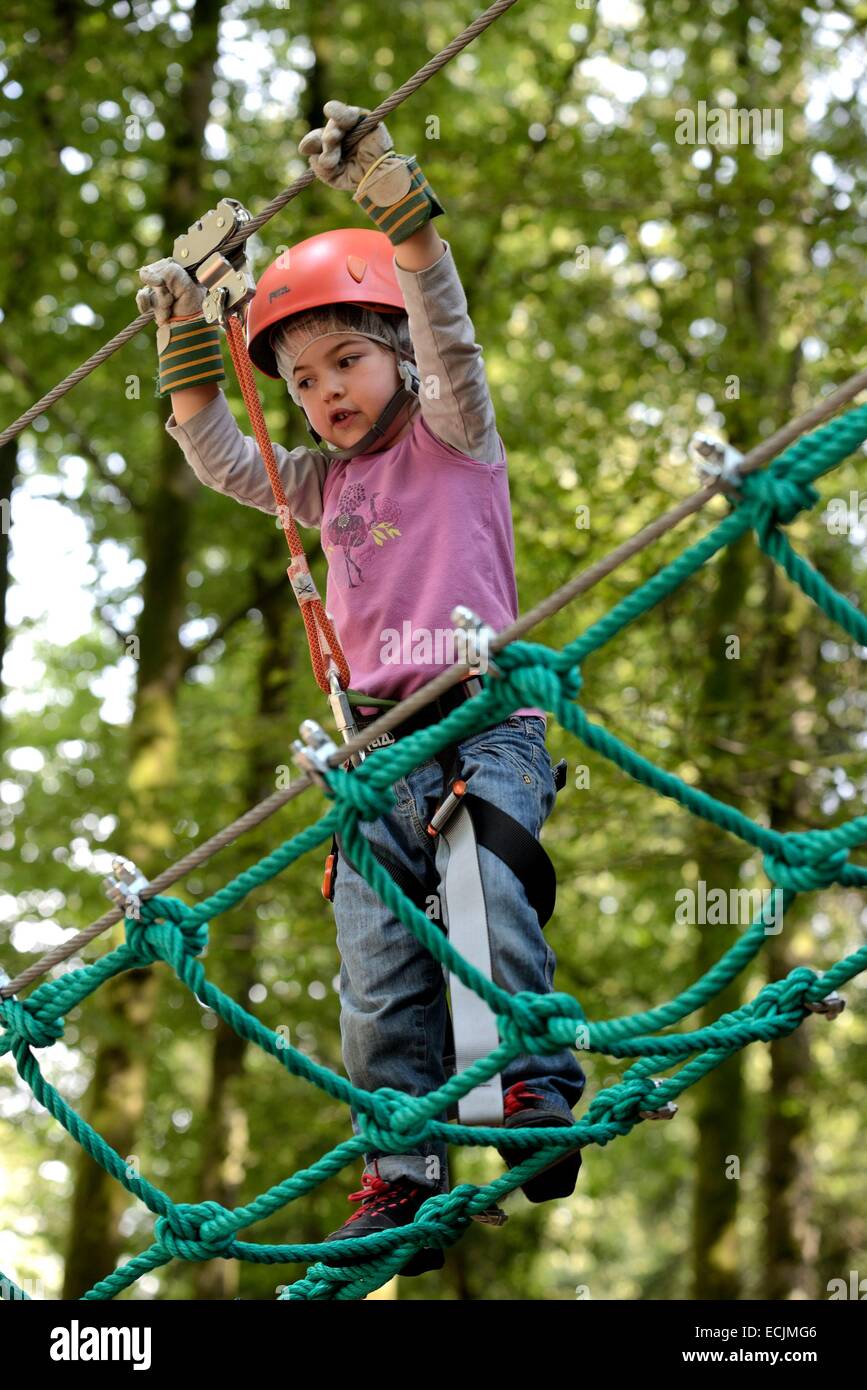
[
  {"xmin": 496, "ymin": 1081, "xmax": 583, "ymax": 1203},
  {"xmin": 322, "ymin": 1170, "xmax": 445, "ymax": 1277}
]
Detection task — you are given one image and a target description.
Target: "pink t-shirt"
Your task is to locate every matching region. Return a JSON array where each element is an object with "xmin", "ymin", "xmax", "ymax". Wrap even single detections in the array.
[{"xmin": 321, "ymin": 408, "xmax": 545, "ymax": 725}]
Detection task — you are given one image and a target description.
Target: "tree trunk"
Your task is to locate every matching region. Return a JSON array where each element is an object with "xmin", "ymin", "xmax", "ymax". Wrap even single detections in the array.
[
  {"xmin": 62, "ymin": 0, "xmax": 224, "ymax": 1298},
  {"xmin": 0, "ymin": 0, "xmax": 80, "ymax": 738},
  {"xmin": 191, "ymin": 518, "xmax": 299, "ymax": 1299},
  {"xmin": 689, "ymin": 533, "xmax": 755, "ymax": 1299},
  {"xmin": 759, "ymin": 563, "xmax": 819, "ymax": 1299}
]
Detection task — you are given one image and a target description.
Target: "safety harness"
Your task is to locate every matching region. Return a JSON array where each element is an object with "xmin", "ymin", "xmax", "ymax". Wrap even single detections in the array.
[{"xmin": 321, "ymin": 682, "xmax": 568, "ymax": 1125}]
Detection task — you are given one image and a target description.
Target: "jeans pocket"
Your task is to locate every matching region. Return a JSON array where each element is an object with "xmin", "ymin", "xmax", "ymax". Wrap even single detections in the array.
[{"xmin": 462, "ymin": 719, "xmax": 539, "ymax": 781}]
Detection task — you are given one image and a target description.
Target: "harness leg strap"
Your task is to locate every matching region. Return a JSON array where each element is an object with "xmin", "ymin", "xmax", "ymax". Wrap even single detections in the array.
[{"xmin": 434, "ymin": 802, "xmax": 504, "ymax": 1126}]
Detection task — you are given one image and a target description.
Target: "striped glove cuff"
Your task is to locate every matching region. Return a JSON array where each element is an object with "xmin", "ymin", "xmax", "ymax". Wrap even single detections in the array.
[
  {"xmin": 155, "ymin": 315, "xmax": 226, "ymax": 398},
  {"xmin": 353, "ymin": 154, "xmax": 445, "ymax": 246}
]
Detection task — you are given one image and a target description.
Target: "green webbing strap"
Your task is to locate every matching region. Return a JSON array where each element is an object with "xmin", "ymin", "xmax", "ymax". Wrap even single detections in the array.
[{"xmin": 346, "ymin": 689, "xmax": 401, "ymax": 709}]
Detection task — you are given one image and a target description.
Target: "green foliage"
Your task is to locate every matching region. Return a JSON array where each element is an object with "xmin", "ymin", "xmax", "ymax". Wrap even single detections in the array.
[{"xmin": 1, "ymin": 0, "xmax": 866, "ymax": 1301}]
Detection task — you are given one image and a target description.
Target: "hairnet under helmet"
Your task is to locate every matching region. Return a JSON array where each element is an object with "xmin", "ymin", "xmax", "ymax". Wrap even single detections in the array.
[{"xmin": 272, "ymin": 303, "xmax": 415, "ymax": 406}]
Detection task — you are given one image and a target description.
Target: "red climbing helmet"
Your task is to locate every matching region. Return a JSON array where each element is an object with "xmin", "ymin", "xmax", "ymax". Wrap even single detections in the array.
[{"xmin": 246, "ymin": 227, "xmax": 408, "ymax": 380}]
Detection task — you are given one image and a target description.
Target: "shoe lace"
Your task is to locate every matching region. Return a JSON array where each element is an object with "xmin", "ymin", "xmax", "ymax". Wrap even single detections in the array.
[
  {"xmin": 503, "ymin": 1082, "xmax": 545, "ymax": 1119},
  {"xmin": 344, "ymin": 1172, "xmax": 421, "ymax": 1223}
]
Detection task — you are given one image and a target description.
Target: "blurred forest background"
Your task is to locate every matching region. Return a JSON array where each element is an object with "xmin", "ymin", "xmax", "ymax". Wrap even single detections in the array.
[{"xmin": 1, "ymin": 0, "xmax": 866, "ymax": 1302}]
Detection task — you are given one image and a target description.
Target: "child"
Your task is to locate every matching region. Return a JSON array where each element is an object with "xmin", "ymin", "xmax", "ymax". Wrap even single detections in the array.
[{"xmin": 138, "ymin": 101, "xmax": 586, "ymax": 1278}]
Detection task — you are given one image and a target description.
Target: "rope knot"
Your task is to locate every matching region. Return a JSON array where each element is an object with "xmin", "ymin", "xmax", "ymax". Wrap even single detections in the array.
[
  {"xmin": 751, "ymin": 969, "xmax": 818, "ymax": 1024},
  {"xmin": 409, "ymin": 1186, "xmax": 475, "ymax": 1242},
  {"xmin": 125, "ymin": 895, "xmax": 209, "ymax": 964},
  {"xmin": 738, "ymin": 469, "xmax": 820, "ymax": 544},
  {"xmin": 153, "ymin": 1201, "xmax": 235, "ymax": 1261},
  {"xmin": 0, "ymin": 999, "xmax": 65, "ymax": 1051},
  {"xmin": 549, "ymin": 648, "xmax": 584, "ymax": 701},
  {"xmin": 487, "ymin": 642, "xmax": 583, "ymax": 712},
  {"xmin": 497, "ymin": 992, "xmax": 569, "ymax": 1057},
  {"xmin": 763, "ymin": 836, "xmax": 849, "ymax": 892},
  {"xmin": 587, "ymin": 1075, "xmax": 651, "ymax": 1125},
  {"xmin": 775, "ymin": 967, "xmax": 819, "ymax": 1015},
  {"xmin": 356, "ymin": 1087, "xmax": 431, "ymax": 1151}
]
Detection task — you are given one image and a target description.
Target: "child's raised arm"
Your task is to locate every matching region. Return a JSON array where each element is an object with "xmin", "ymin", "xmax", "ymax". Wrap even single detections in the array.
[
  {"xmin": 164, "ymin": 389, "xmax": 328, "ymax": 526},
  {"xmin": 393, "ymin": 231, "xmax": 501, "ymax": 465},
  {"xmin": 137, "ymin": 258, "xmax": 328, "ymax": 527},
  {"xmin": 299, "ymin": 101, "xmax": 502, "ymax": 465}
]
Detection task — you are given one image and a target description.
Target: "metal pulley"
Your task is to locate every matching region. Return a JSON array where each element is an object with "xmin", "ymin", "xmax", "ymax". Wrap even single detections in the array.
[{"xmin": 173, "ymin": 197, "xmax": 257, "ymax": 326}]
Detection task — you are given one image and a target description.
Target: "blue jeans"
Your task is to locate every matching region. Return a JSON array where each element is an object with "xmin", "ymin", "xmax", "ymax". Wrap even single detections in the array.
[{"xmin": 330, "ymin": 714, "xmax": 586, "ymax": 1192}]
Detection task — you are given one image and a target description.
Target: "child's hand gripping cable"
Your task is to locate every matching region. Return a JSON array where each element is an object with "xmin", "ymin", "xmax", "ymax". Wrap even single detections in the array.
[
  {"xmin": 136, "ymin": 258, "xmax": 227, "ymax": 398},
  {"xmin": 298, "ymin": 99, "xmax": 445, "ymax": 245}
]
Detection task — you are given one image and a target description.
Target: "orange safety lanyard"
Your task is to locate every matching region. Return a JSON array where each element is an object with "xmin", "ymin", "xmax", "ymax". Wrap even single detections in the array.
[{"xmin": 223, "ymin": 312, "xmax": 351, "ymax": 696}]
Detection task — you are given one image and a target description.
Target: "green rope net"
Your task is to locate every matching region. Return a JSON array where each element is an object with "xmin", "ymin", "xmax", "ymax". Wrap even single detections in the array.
[{"xmin": 3, "ymin": 404, "xmax": 867, "ymax": 1301}]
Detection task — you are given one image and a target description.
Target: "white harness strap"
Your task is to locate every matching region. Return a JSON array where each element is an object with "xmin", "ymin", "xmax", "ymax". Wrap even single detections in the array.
[{"xmin": 435, "ymin": 804, "xmax": 504, "ymax": 1125}]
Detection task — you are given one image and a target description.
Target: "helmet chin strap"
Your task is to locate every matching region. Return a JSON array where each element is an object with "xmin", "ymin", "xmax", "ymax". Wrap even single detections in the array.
[{"xmin": 303, "ymin": 359, "xmax": 421, "ymax": 461}]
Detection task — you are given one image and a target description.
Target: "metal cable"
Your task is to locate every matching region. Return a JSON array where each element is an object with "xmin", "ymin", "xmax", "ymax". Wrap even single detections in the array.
[{"xmin": 0, "ymin": 0, "xmax": 521, "ymax": 449}]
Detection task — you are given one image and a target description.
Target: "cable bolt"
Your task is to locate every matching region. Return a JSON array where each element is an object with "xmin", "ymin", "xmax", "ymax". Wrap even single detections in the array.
[
  {"xmin": 102, "ymin": 856, "xmax": 150, "ymax": 921},
  {"xmin": 689, "ymin": 432, "xmax": 745, "ymax": 492},
  {"xmin": 451, "ymin": 605, "xmax": 502, "ymax": 678},
  {"xmin": 805, "ymin": 990, "xmax": 846, "ymax": 1019},
  {"xmin": 292, "ymin": 720, "xmax": 341, "ymax": 789},
  {"xmin": 427, "ymin": 779, "xmax": 467, "ymax": 838},
  {"xmin": 639, "ymin": 1077, "xmax": 679, "ymax": 1121}
]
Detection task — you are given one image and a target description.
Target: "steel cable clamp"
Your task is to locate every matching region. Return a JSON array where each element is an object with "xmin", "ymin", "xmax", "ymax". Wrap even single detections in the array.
[
  {"xmin": 451, "ymin": 605, "xmax": 502, "ymax": 679},
  {"xmin": 689, "ymin": 432, "xmax": 745, "ymax": 493},
  {"xmin": 292, "ymin": 720, "xmax": 342, "ymax": 789},
  {"xmin": 102, "ymin": 856, "xmax": 150, "ymax": 921},
  {"xmin": 805, "ymin": 990, "xmax": 846, "ymax": 1019}
]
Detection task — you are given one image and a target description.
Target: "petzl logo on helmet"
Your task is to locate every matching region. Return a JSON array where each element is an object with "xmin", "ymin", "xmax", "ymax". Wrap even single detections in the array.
[{"xmin": 269, "ymin": 285, "xmax": 290, "ymax": 303}]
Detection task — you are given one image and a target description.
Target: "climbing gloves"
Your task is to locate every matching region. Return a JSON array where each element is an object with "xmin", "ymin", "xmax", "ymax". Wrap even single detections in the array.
[
  {"xmin": 355, "ymin": 152, "xmax": 445, "ymax": 246},
  {"xmin": 136, "ymin": 258, "xmax": 226, "ymax": 398},
  {"xmin": 298, "ymin": 100, "xmax": 444, "ymax": 246}
]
